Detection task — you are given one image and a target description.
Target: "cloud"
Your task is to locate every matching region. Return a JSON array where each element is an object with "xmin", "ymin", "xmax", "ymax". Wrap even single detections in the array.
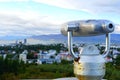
[
  {"xmin": 0, "ymin": 10, "xmax": 60, "ymax": 37},
  {"xmin": 114, "ymin": 24, "xmax": 120, "ymax": 34},
  {"xmin": 0, "ymin": 0, "xmax": 29, "ymax": 2},
  {"xmin": 34, "ymin": 0, "xmax": 120, "ymax": 14},
  {"xmin": 0, "ymin": 9, "xmax": 119, "ymax": 37},
  {"xmin": 0, "ymin": 0, "xmax": 119, "ymax": 38}
]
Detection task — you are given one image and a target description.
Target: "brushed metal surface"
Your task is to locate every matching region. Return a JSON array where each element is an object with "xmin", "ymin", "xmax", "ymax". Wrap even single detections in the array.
[
  {"xmin": 74, "ymin": 45, "xmax": 105, "ymax": 80},
  {"xmin": 61, "ymin": 20, "xmax": 114, "ymax": 36}
]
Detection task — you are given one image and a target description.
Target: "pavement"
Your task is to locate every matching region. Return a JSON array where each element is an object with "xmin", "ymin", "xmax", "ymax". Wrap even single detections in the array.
[
  {"xmin": 21, "ymin": 77, "xmax": 77, "ymax": 80},
  {"xmin": 54, "ymin": 78, "xmax": 107, "ymax": 80},
  {"xmin": 21, "ymin": 78, "xmax": 107, "ymax": 80},
  {"xmin": 54, "ymin": 77, "xmax": 78, "ymax": 80}
]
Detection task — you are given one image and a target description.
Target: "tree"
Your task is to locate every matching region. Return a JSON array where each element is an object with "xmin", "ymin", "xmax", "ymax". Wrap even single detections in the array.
[{"xmin": 115, "ymin": 55, "xmax": 120, "ymax": 69}]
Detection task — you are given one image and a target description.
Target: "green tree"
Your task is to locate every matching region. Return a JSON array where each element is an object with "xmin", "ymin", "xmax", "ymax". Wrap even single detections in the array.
[{"xmin": 115, "ymin": 55, "xmax": 120, "ymax": 69}]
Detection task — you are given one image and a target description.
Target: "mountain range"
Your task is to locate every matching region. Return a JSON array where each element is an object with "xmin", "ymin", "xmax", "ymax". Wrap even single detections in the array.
[
  {"xmin": 31, "ymin": 34, "xmax": 120, "ymax": 44},
  {"xmin": 0, "ymin": 34, "xmax": 119, "ymax": 45}
]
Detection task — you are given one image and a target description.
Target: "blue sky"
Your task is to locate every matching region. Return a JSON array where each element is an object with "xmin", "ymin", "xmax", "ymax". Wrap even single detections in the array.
[{"xmin": 0, "ymin": 0, "xmax": 119, "ymax": 38}]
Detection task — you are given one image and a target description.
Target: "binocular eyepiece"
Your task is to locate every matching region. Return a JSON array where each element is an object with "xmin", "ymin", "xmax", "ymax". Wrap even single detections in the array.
[{"xmin": 61, "ymin": 20, "xmax": 115, "ymax": 36}]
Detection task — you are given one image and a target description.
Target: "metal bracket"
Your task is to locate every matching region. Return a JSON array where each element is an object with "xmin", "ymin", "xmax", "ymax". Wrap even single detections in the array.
[
  {"xmin": 68, "ymin": 31, "xmax": 78, "ymax": 59},
  {"xmin": 103, "ymin": 33, "xmax": 110, "ymax": 58},
  {"xmin": 68, "ymin": 31, "xmax": 110, "ymax": 58}
]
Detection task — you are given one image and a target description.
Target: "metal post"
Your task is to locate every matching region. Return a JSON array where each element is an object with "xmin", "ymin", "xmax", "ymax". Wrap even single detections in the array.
[
  {"xmin": 103, "ymin": 33, "xmax": 110, "ymax": 58},
  {"xmin": 68, "ymin": 31, "xmax": 78, "ymax": 59}
]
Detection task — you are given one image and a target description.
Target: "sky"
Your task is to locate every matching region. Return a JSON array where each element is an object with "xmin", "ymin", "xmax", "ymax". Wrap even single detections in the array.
[{"xmin": 0, "ymin": 0, "xmax": 120, "ymax": 38}]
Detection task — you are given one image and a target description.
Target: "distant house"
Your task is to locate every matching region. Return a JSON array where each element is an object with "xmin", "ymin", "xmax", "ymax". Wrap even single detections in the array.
[
  {"xmin": 38, "ymin": 51, "xmax": 49, "ymax": 59},
  {"xmin": 12, "ymin": 51, "xmax": 16, "ymax": 54},
  {"xmin": 58, "ymin": 51, "xmax": 73, "ymax": 61},
  {"xmin": 113, "ymin": 49, "xmax": 120, "ymax": 59},
  {"xmin": 37, "ymin": 50, "xmax": 61, "ymax": 64},
  {"xmin": 37, "ymin": 58, "xmax": 61, "ymax": 64},
  {"xmin": 48, "ymin": 50, "xmax": 56, "ymax": 56},
  {"xmin": 0, "ymin": 54, "xmax": 7, "ymax": 59},
  {"xmin": 105, "ymin": 57, "xmax": 113, "ymax": 62},
  {"xmin": 105, "ymin": 49, "xmax": 120, "ymax": 62},
  {"xmin": 0, "ymin": 50, "xmax": 7, "ymax": 59},
  {"xmin": 19, "ymin": 51, "xmax": 27, "ymax": 63},
  {"xmin": 22, "ymin": 50, "xmax": 28, "ymax": 54}
]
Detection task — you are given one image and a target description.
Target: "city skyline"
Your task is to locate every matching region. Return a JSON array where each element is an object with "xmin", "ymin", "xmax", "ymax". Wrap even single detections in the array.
[{"xmin": 0, "ymin": 0, "xmax": 120, "ymax": 38}]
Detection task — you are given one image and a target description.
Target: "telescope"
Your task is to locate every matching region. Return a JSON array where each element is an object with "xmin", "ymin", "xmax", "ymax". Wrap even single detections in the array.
[
  {"xmin": 61, "ymin": 20, "xmax": 114, "ymax": 36},
  {"xmin": 61, "ymin": 20, "xmax": 115, "ymax": 80}
]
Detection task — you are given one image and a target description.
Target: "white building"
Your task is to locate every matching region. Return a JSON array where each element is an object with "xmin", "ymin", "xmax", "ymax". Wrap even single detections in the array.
[
  {"xmin": 19, "ymin": 50, "xmax": 28, "ymax": 63},
  {"xmin": 37, "ymin": 50, "xmax": 61, "ymax": 64},
  {"xmin": 113, "ymin": 49, "xmax": 120, "ymax": 59}
]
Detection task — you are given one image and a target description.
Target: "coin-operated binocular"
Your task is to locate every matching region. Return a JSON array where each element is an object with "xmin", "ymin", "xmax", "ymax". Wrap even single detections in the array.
[{"xmin": 61, "ymin": 20, "xmax": 115, "ymax": 80}]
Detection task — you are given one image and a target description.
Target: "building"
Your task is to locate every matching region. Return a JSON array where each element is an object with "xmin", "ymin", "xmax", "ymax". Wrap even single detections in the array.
[
  {"xmin": 19, "ymin": 50, "xmax": 28, "ymax": 63},
  {"xmin": 113, "ymin": 49, "xmax": 120, "ymax": 59},
  {"xmin": 58, "ymin": 51, "xmax": 73, "ymax": 61},
  {"xmin": 37, "ymin": 50, "xmax": 61, "ymax": 64}
]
